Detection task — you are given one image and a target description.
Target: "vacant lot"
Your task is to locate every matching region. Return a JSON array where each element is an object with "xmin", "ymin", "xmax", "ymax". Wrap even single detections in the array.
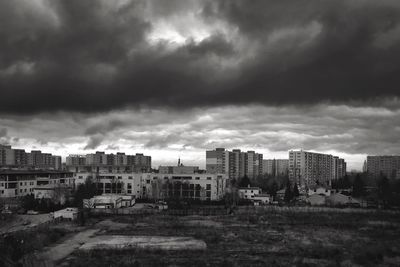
[{"xmin": 62, "ymin": 208, "xmax": 400, "ymax": 266}]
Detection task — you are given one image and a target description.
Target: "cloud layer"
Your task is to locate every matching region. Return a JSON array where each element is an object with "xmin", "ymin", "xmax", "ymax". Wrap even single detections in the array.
[
  {"xmin": 1, "ymin": 0, "xmax": 400, "ymax": 113},
  {"xmin": 1, "ymin": 103, "xmax": 399, "ymax": 170}
]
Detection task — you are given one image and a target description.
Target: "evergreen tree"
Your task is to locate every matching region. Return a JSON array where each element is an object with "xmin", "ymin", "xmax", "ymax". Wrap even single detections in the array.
[
  {"xmin": 73, "ymin": 178, "xmax": 97, "ymax": 207},
  {"xmin": 377, "ymin": 175, "xmax": 391, "ymax": 207},
  {"xmin": 284, "ymin": 181, "xmax": 292, "ymax": 203},
  {"xmin": 352, "ymin": 174, "xmax": 365, "ymax": 197},
  {"xmin": 293, "ymin": 183, "xmax": 300, "ymax": 198},
  {"xmin": 269, "ymin": 180, "xmax": 279, "ymax": 200},
  {"xmin": 343, "ymin": 174, "xmax": 351, "ymax": 189},
  {"xmin": 238, "ymin": 175, "xmax": 251, "ymax": 188}
]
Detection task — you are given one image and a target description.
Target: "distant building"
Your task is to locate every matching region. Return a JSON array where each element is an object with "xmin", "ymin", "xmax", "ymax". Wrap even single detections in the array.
[
  {"xmin": 159, "ymin": 160, "xmax": 200, "ymax": 174},
  {"xmin": 262, "ymin": 159, "xmax": 289, "ymax": 176},
  {"xmin": 53, "ymin": 207, "xmax": 79, "ymax": 220},
  {"xmin": 366, "ymin": 155, "xmax": 400, "ymax": 180},
  {"xmin": 206, "ymin": 148, "xmax": 230, "ymax": 176},
  {"xmin": 289, "ymin": 150, "xmax": 346, "ymax": 188},
  {"xmin": 206, "ymin": 148, "xmax": 263, "ymax": 179},
  {"xmin": 238, "ymin": 186, "xmax": 262, "ymax": 200},
  {"xmin": 66, "ymin": 151, "xmax": 152, "ymax": 173},
  {"xmin": 83, "ymin": 194, "xmax": 135, "ymax": 209},
  {"xmin": 0, "ymin": 145, "xmax": 61, "ymax": 170},
  {"xmin": 307, "ymin": 186, "xmax": 334, "ymax": 197},
  {"xmin": 0, "ymin": 170, "xmax": 74, "ymax": 198},
  {"xmin": 66, "ymin": 155, "xmax": 86, "ymax": 166},
  {"xmin": 75, "ymin": 172, "xmax": 228, "ymax": 201}
]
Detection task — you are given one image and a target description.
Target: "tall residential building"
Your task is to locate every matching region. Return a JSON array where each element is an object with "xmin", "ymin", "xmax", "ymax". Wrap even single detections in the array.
[
  {"xmin": 366, "ymin": 155, "xmax": 400, "ymax": 180},
  {"xmin": 206, "ymin": 148, "xmax": 229, "ymax": 175},
  {"xmin": 66, "ymin": 155, "xmax": 87, "ymax": 166},
  {"xmin": 66, "ymin": 151, "xmax": 152, "ymax": 173},
  {"xmin": 132, "ymin": 153, "xmax": 152, "ymax": 172},
  {"xmin": 289, "ymin": 150, "xmax": 346, "ymax": 188},
  {"xmin": 332, "ymin": 156, "xmax": 346, "ymax": 180},
  {"xmin": 206, "ymin": 148, "xmax": 263, "ymax": 179},
  {"xmin": 0, "ymin": 145, "xmax": 60, "ymax": 170},
  {"xmin": 262, "ymin": 159, "xmax": 289, "ymax": 176}
]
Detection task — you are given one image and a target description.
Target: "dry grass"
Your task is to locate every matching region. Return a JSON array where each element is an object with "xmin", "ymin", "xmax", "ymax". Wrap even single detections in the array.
[{"xmin": 37, "ymin": 209, "xmax": 400, "ymax": 266}]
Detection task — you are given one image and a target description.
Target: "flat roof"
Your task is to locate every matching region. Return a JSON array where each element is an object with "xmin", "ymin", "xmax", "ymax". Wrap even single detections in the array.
[{"xmin": 0, "ymin": 170, "xmax": 73, "ymax": 175}]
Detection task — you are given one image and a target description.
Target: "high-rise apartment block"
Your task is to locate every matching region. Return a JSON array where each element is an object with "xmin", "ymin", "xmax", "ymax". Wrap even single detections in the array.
[
  {"xmin": 262, "ymin": 159, "xmax": 289, "ymax": 176},
  {"xmin": 289, "ymin": 150, "xmax": 346, "ymax": 188},
  {"xmin": 206, "ymin": 148, "xmax": 263, "ymax": 179},
  {"xmin": 66, "ymin": 151, "xmax": 152, "ymax": 173},
  {"xmin": 366, "ymin": 155, "xmax": 400, "ymax": 180},
  {"xmin": 0, "ymin": 145, "xmax": 61, "ymax": 170}
]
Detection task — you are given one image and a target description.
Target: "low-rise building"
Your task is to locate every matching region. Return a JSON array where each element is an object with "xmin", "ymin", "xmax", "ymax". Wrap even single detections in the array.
[
  {"xmin": 238, "ymin": 186, "xmax": 262, "ymax": 200},
  {"xmin": 307, "ymin": 186, "xmax": 335, "ymax": 197},
  {"xmin": 0, "ymin": 170, "xmax": 74, "ymax": 198},
  {"xmin": 53, "ymin": 207, "xmax": 79, "ymax": 220},
  {"xmin": 76, "ymin": 172, "xmax": 228, "ymax": 201},
  {"xmin": 83, "ymin": 194, "xmax": 135, "ymax": 209},
  {"xmin": 252, "ymin": 194, "xmax": 271, "ymax": 204}
]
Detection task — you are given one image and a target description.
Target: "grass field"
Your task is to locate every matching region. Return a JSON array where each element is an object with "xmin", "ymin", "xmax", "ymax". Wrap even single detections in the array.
[{"xmin": 64, "ymin": 208, "xmax": 400, "ymax": 266}]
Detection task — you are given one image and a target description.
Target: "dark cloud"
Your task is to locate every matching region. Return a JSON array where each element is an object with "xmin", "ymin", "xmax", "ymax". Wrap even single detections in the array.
[
  {"xmin": 0, "ymin": 0, "xmax": 400, "ymax": 114},
  {"xmin": 0, "ymin": 128, "xmax": 7, "ymax": 138},
  {"xmin": 84, "ymin": 135, "xmax": 104, "ymax": 150}
]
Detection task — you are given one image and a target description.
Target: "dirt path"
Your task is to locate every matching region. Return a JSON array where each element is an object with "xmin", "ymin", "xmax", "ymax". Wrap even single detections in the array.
[
  {"xmin": 0, "ymin": 214, "xmax": 53, "ymax": 234},
  {"xmin": 37, "ymin": 229, "xmax": 99, "ymax": 264}
]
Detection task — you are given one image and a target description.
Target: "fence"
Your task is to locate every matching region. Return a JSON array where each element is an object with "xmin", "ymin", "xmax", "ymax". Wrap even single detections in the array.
[{"xmin": 235, "ymin": 205, "xmax": 400, "ymax": 215}]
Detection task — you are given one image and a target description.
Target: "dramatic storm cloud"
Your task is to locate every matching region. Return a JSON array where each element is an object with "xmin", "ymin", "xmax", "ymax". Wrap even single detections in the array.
[
  {"xmin": 1, "ymin": 0, "xmax": 399, "ymax": 169},
  {"xmin": 1, "ymin": 0, "xmax": 400, "ymax": 113}
]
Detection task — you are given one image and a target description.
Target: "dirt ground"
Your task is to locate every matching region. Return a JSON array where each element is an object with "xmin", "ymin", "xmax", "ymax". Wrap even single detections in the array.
[
  {"xmin": 80, "ymin": 235, "xmax": 207, "ymax": 251},
  {"xmin": 5, "ymin": 207, "xmax": 399, "ymax": 266},
  {"xmin": 0, "ymin": 213, "xmax": 53, "ymax": 234},
  {"xmin": 57, "ymin": 208, "xmax": 400, "ymax": 267}
]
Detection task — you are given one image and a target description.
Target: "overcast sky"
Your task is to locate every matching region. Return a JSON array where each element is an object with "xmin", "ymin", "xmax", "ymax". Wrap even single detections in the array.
[{"xmin": 1, "ymin": 0, "xmax": 400, "ymax": 170}]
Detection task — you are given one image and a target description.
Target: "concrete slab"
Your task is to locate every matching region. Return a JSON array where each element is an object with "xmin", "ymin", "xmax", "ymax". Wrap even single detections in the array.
[{"xmin": 80, "ymin": 235, "xmax": 207, "ymax": 251}]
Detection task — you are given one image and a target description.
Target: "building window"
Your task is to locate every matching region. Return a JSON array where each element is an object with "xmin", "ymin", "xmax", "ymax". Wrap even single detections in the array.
[
  {"xmin": 195, "ymin": 177, "xmax": 200, "ymax": 180},
  {"xmin": 206, "ymin": 184, "xmax": 211, "ymax": 190},
  {"xmin": 128, "ymin": 176, "xmax": 133, "ymax": 179},
  {"xmin": 146, "ymin": 180, "xmax": 150, "ymax": 184},
  {"xmin": 207, "ymin": 177, "xmax": 212, "ymax": 180}
]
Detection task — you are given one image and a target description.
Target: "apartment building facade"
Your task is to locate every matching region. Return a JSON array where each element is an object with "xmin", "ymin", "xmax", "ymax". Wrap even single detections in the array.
[
  {"xmin": 66, "ymin": 151, "xmax": 152, "ymax": 173},
  {"xmin": 289, "ymin": 150, "xmax": 346, "ymax": 188},
  {"xmin": 0, "ymin": 145, "xmax": 61, "ymax": 170},
  {"xmin": 206, "ymin": 148, "xmax": 263, "ymax": 179},
  {"xmin": 366, "ymin": 155, "xmax": 400, "ymax": 180},
  {"xmin": 75, "ymin": 172, "xmax": 227, "ymax": 201},
  {"xmin": 0, "ymin": 170, "xmax": 74, "ymax": 198},
  {"xmin": 262, "ymin": 159, "xmax": 289, "ymax": 176}
]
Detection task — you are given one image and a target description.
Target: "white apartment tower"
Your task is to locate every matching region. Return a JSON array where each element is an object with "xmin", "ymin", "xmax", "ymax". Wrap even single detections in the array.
[
  {"xmin": 206, "ymin": 148, "xmax": 263, "ymax": 179},
  {"xmin": 289, "ymin": 150, "xmax": 345, "ymax": 188}
]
